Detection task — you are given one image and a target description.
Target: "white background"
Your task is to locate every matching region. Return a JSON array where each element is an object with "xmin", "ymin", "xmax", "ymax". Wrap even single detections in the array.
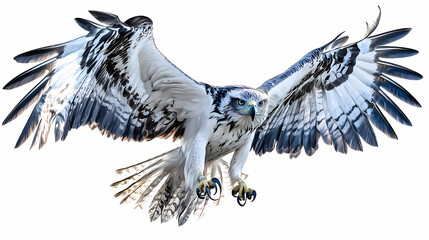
[{"xmin": 0, "ymin": 0, "xmax": 428, "ymax": 239}]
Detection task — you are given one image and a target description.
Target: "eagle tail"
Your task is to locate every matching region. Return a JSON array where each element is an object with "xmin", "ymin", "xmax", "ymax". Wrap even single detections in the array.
[{"xmin": 111, "ymin": 148, "xmax": 230, "ymax": 225}]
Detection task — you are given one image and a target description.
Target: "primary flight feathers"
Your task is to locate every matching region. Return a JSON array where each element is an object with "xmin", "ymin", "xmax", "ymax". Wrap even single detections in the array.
[
  {"xmin": 4, "ymin": 10, "xmax": 209, "ymax": 150},
  {"xmin": 4, "ymin": 10, "xmax": 421, "ymax": 155},
  {"xmin": 253, "ymin": 21, "xmax": 421, "ymax": 158}
]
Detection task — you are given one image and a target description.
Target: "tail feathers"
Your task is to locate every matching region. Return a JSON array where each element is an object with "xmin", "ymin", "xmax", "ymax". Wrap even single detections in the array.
[
  {"xmin": 113, "ymin": 148, "xmax": 180, "ymax": 206},
  {"xmin": 115, "ymin": 167, "xmax": 161, "ymax": 204},
  {"xmin": 149, "ymin": 176, "xmax": 177, "ymax": 222},
  {"xmin": 114, "ymin": 148, "xmax": 177, "ymax": 175},
  {"xmin": 135, "ymin": 171, "xmax": 168, "ymax": 204},
  {"xmin": 177, "ymin": 192, "xmax": 197, "ymax": 226},
  {"xmin": 160, "ymin": 186, "xmax": 183, "ymax": 223},
  {"xmin": 113, "ymin": 149, "xmax": 233, "ymax": 226},
  {"xmin": 111, "ymin": 160, "xmax": 163, "ymax": 189},
  {"xmin": 218, "ymin": 159, "xmax": 233, "ymax": 187},
  {"xmin": 111, "ymin": 151, "xmax": 173, "ymax": 204}
]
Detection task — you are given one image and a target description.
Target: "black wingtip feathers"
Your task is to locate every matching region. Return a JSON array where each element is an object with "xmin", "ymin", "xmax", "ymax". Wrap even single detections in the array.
[{"xmin": 88, "ymin": 10, "xmax": 123, "ymax": 26}]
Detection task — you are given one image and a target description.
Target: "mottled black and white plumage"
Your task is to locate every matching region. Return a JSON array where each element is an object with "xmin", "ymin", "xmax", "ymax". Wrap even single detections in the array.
[
  {"xmin": 3, "ymin": 9, "xmax": 422, "ymax": 226},
  {"xmin": 252, "ymin": 16, "xmax": 422, "ymax": 158}
]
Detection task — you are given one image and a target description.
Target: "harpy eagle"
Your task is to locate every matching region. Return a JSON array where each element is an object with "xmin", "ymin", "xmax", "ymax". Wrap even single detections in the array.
[{"xmin": 3, "ymin": 9, "xmax": 422, "ymax": 225}]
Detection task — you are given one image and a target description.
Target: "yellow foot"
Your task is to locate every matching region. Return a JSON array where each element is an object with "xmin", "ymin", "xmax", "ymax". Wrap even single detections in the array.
[
  {"xmin": 232, "ymin": 180, "xmax": 256, "ymax": 206},
  {"xmin": 196, "ymin": 176, "xmax": 222, "ymax": 201}
]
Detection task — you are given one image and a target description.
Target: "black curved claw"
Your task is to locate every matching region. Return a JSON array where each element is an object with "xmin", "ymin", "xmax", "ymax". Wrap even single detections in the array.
[
  {"xmin": 207, "ymin": 178, "xmax": 222, "ymax": 201},
  {"xmin": 251, "ymin": 190, "xmax": 257, "ymax": 202},
  {"xmin": 196, "ymin": 187, "xmax": 206, "ymax": 199},
  {"xmin": 213, "ymin": 182, "xmax": 218, "ymax": 195},
  {"xmin": 237, "ymin": 195, "xmax": 247, "ymax": 206},
  {"xmin": 211, "ymin": 177, "xmax": 222, "ymax": 196},
  {"xmin": 232, "ymin": 188, "xmax": 238, "ymax": 197},
  {"xmin": 206, "ymin": 186, "xmax": 217, "ymax": 201}
]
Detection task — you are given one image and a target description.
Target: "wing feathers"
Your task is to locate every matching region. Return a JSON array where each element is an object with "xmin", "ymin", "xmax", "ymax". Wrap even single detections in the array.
[
  {"xmin": 276, "ymin": 100, "xmax": 299, "ymax": 153},
  {"xmin": 13, "ymin": 45, "xmax": 64, "ymax": 64},
  {"xmin": 253, "ymin": 12, "xmax": 420, "ymax": 157},
  {"xmin": 88, "ymin": 10, "xmax": 124, "ymax": 27},
  {"xmin": 15, "ymin": 96, "xmax": 45, "ymax": 148},
  {"xmin": 376, "ymin": 46, "xmax": 419, "ymax": 58},
  {"xmin": 5, "ymin": 11, "xmax": 210, "ymax": 149},
  {"xmin": 377, "ymin": 74, "xmax": 421, "ymax": 107},
  {"xmin": 289, "ymin": 96, "xmax": 306, "ymax": 156},
  {"xmin": 364, "ymin": 6, "xmax": 382, "ymax": 38},
  {"xmin": 327, "ymin": 88, "xmax": 363, "ymax": 151},
  {"xmin": 2, "ymin": 73, "xmax": 51, "ymax": 125},
  {"xmin": 4, "ymin": 58, "xmax": 56, "ymax": 89},
  {"xmin": 308, "ymin": 89, "xmax": 320, "ymax": 154},
  {"xmin": 331, "ymin": 88, "xmax": 363, "ymax": 151},
  {"xmin": 74, "ymin": 18, "xmax": 103, "ymax": 33},
  {"xmin": 377, "ymin": 60, "xmax": 423, "ymax": 80},
  {"xmin": 340, "ymin": 81, "xmax": 378, "ymax": 147},
  {"xmin": 322, "ymin": 90, "xmax": 347, "ymax": 153},
  {"xmin": 330, "ymin": 36, "xmax": 350, "ymax": 49},
  {"xmin": 369, "ymin": 28, "xmax": 411, "ymax": 46},
  {"xmin": 302, "ymin": 93, "xmax": 313, "ymax": 156},
  {"xmin": 372, "ymin": 89, "xmax": 412, "ymax": 126}
]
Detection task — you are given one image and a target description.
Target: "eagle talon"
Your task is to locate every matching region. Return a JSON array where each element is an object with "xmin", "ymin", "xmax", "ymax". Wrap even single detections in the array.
[
  {"xmin": 195, "ymin": 176, "xmax": 222, "ymax": 201},
  {"xmin": 232, "ymin": 188, "xmax": 238, "ymax": 197},
  {"xmin": 231, "ymin": 180, "xmax": 256, "ymax": 206},
  {"xmin": 211, "ymin": 177, "xmax": 222, "ymax": 196}
]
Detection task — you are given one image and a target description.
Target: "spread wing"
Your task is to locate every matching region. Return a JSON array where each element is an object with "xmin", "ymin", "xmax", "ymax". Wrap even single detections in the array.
[
  {"xmin": 252, "ymin": 10, "xmax": 422, "ymax": 158},
  {"xmin": 3, "ymin": 11, "xmax": 211, "ymax": 149}
]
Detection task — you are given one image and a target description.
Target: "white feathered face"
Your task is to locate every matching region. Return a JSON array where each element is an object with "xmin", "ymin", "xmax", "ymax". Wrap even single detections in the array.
[{"xmin": 224, "ymin": 88, "xmax": 269, "ymax": 129}]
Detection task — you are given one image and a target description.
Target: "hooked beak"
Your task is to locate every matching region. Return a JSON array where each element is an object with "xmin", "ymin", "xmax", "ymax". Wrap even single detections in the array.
[{"xmin": 246, "ymin": 100, "xmax": 257, "ymax": 121}]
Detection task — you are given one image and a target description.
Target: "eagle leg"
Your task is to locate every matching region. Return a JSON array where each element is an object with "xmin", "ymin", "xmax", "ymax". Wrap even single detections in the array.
[
  {"xmin": 196, "ymin": 176, "xmax": 222, "ymax": 201},
  {"xmin": 231, "ymin": 179, "xmax": 257, "ymax": 206}
]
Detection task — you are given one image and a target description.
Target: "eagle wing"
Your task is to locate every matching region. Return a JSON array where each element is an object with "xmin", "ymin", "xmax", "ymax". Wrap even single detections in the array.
[
  {"xmin": 3, "ymin": 11, "xmax": 212, "ymax": 149},
  {"xmin": 252, "ymin": 10, "xmax": 422, "ymax": 158}
]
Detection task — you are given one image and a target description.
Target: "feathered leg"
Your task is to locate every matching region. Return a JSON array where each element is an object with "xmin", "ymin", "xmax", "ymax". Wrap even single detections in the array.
[{"xmin": 229, "ymin": 133, "xmax": 257, "ymax": 206}]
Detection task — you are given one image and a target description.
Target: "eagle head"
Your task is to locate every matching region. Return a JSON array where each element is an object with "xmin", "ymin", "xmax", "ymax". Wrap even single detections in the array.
[{"xmin": 221, "ymin": 87, "xmax": 269, "ymax": 130}]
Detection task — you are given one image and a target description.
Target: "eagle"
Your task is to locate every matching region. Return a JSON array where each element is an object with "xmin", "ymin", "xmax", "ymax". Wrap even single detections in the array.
[{"xmin": 3, "ymin": 9, "xmax": 422, "ymax": 226}]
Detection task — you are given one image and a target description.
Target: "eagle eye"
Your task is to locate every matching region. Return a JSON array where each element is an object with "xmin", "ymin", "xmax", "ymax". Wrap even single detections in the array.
[
  {"xmin": 258, "ymin": 100, "xmax": 265, "ymax": 108},
  {"xmin": 237, "ymin": 99, "xmax": 245, "ymax": 106}
]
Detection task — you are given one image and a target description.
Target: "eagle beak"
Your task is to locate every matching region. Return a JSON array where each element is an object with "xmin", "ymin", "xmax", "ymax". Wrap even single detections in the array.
[{"xmin": 247, "ymin": 100, "xmax": 257, "ymax": 121}]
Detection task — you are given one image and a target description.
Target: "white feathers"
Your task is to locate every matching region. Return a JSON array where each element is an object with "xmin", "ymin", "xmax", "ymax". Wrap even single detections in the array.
[
  {"xmin": 357, "ymin": 38, "xmax": 372, "ymax": 54},
  {"xmin": 267, "ymin": 64, "xmax": 314, "ymax": 111}
]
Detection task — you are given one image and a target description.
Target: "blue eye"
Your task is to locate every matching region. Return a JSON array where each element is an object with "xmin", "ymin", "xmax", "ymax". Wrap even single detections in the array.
[
  {"xmin": 258, "ymin": 100, "xmax": 265, "ymax": 108},
  {"xmin": 237, "ymin": 99, "xmax": 245, "ymax": 106}
]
